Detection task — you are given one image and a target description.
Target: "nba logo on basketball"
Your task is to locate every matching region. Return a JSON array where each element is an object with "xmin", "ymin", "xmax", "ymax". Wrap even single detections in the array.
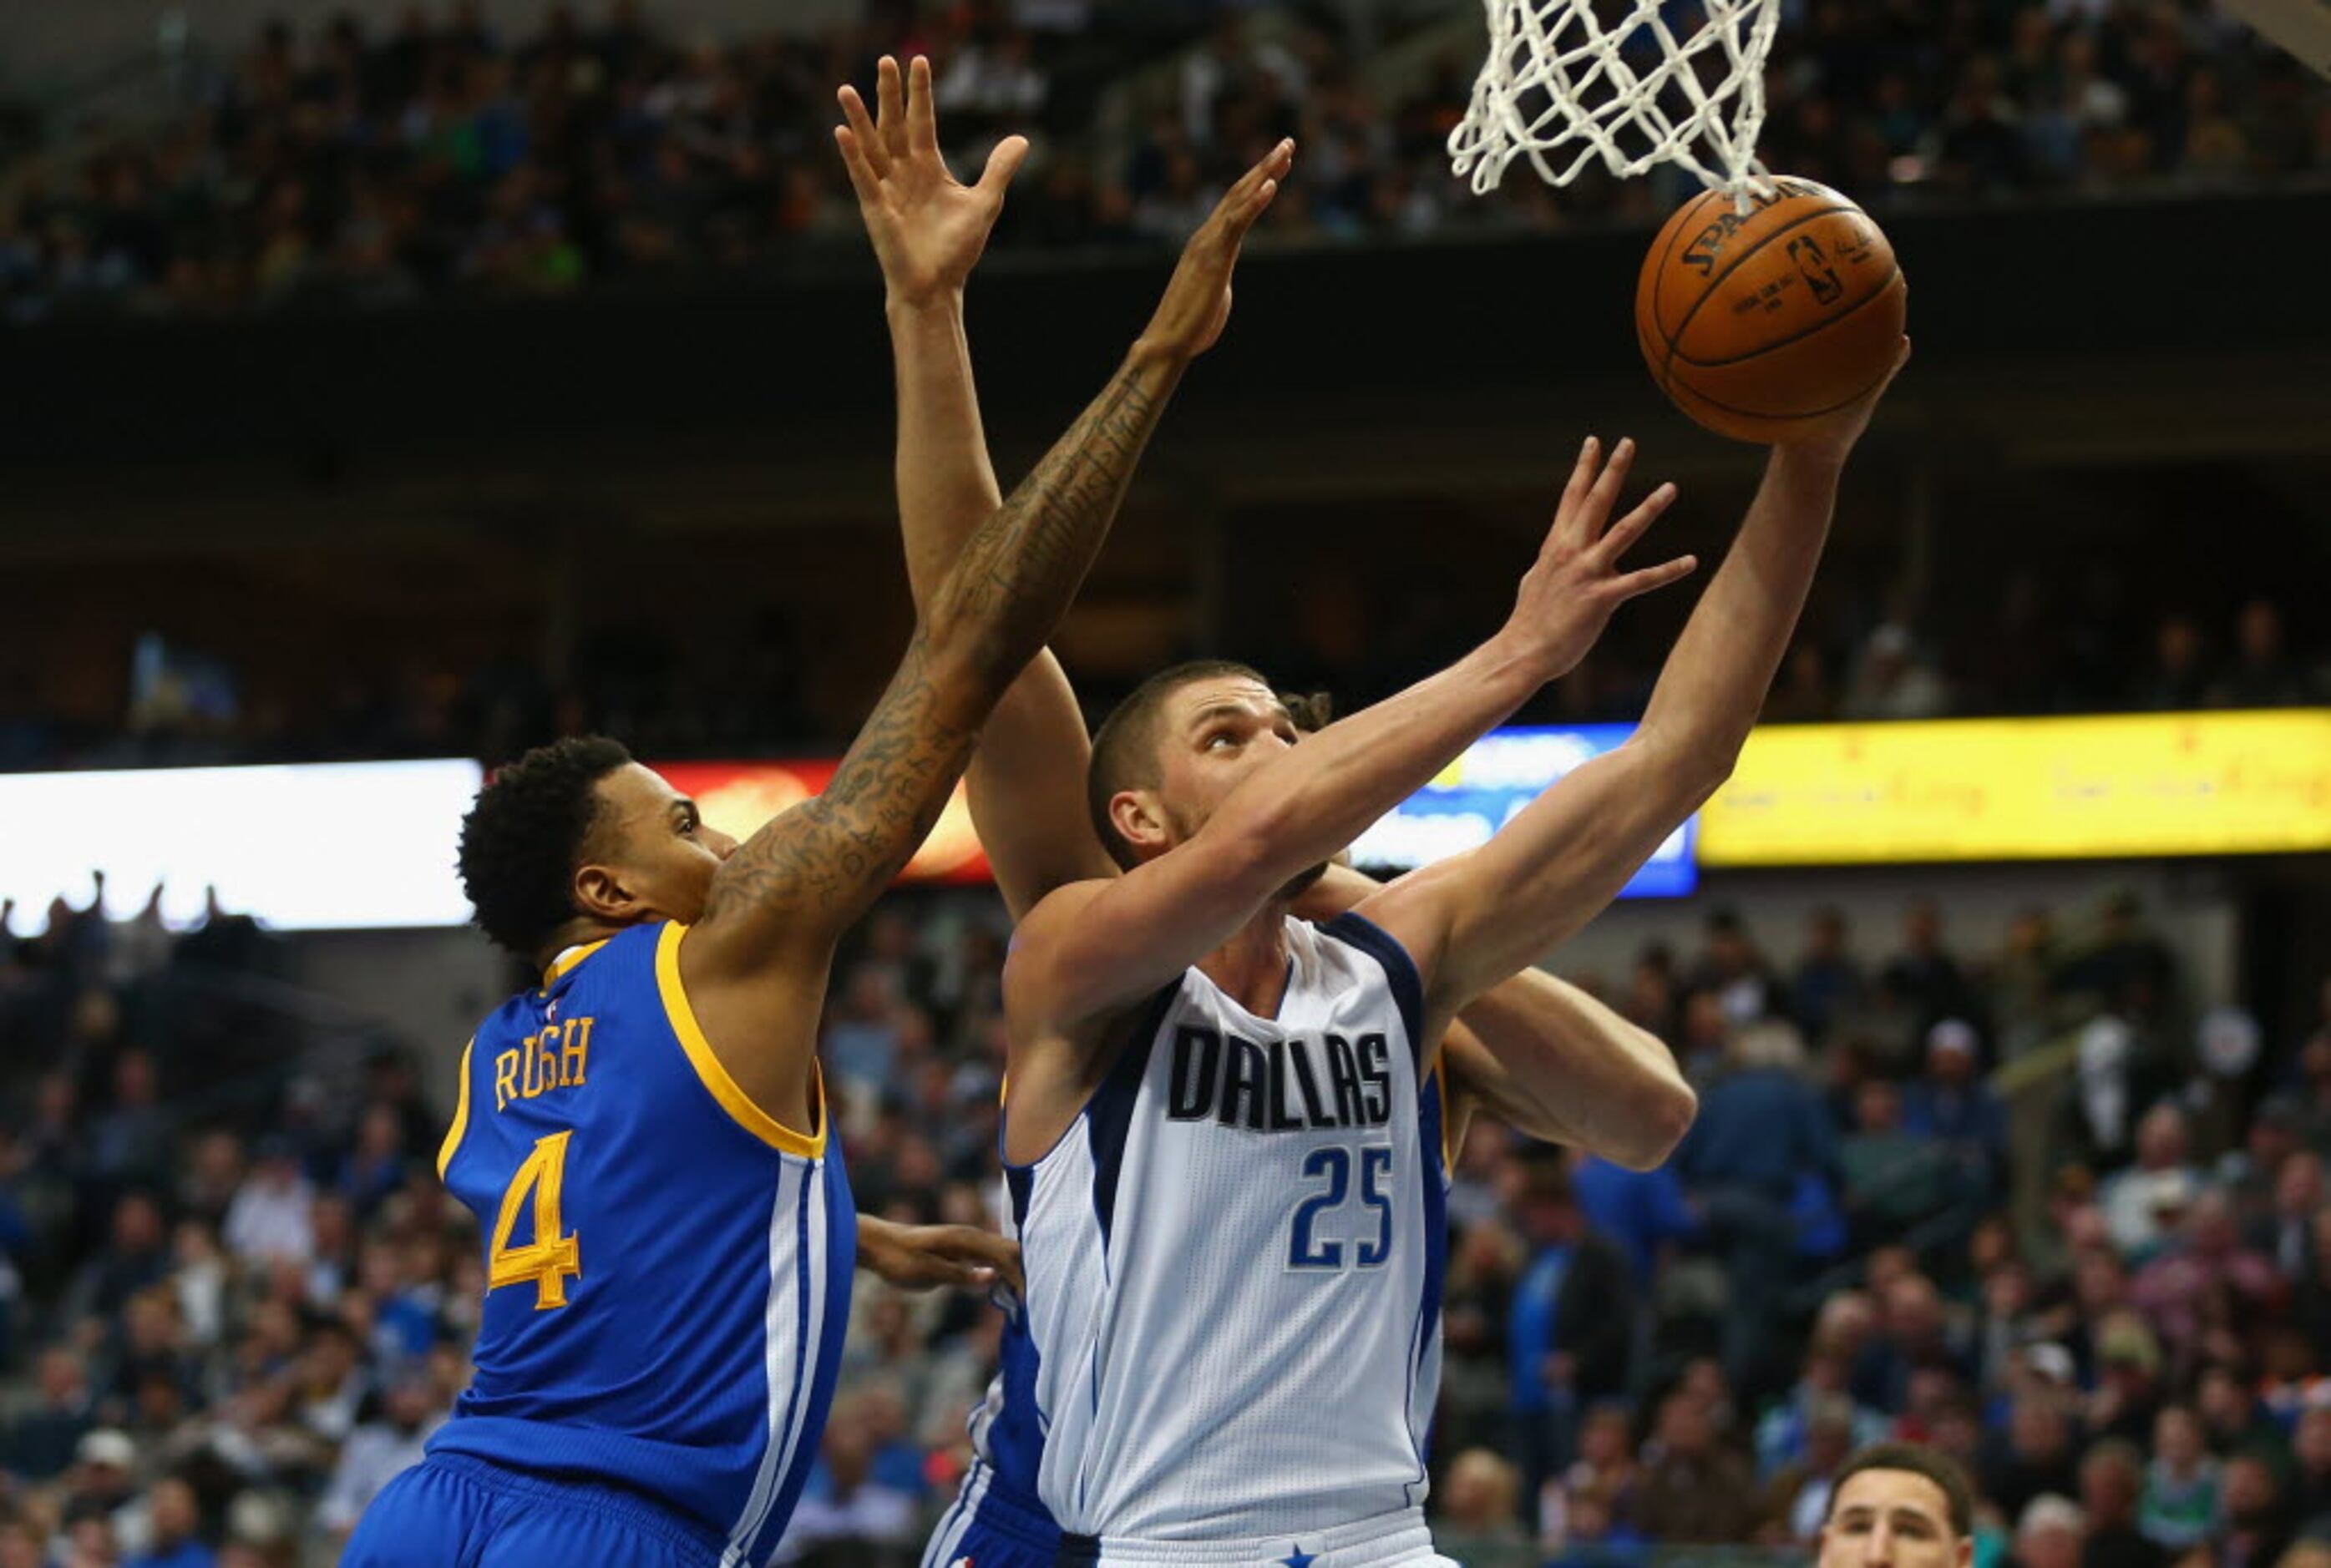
[{"xmin": 1787, "ymin": 235, "xmax": 1844, "ymax": 305}]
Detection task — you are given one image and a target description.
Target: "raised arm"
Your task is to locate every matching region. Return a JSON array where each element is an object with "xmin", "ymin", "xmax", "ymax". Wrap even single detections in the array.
[
  {"xmin": 1006, "ymin": 453, "xmax": 1695, "ymax": 1033},
  {"xmin": 848, "ymin": 55, "xmax": 1127, "ymax": 918},
  {"xmin": 1361, "ymin": 344, "xmax": 1911, "ymax": 1030},
  {"xmin": 682, "ymin": 102, "xmax": 1289, "ymax": 995}
]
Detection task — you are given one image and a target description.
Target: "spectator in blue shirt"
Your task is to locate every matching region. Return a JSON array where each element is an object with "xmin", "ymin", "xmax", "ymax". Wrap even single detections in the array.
[
  {"xmin": 124, "ymin": 1476, "xmax": 213, "ymax": 1568},
  {"xmin": 1508, "ymin": 1156, "xmax": 1635, "ymax": 1530},
  {"xmin": 1903, "ymin": 1019, "xmax": 2009, "ymax": 1205},
  {"xmin": 1675, "ymin": 1024, "xmax": 1842, "ymax": 1207},
  {"xmin": 1673, "ymin": 1021, "xmax": 1842, "ymax": 1397},
  {"xmin": 1573, "ymin": 1153, "xmax": 1702, "ymax": 1289},
  {"xmin": 2, "ymin": 1345, "xmax": 95, "ymax": 1481},
  {"xmin": 780, "ymin": 1388, "xmax": 925, "ymax": 1561},
  {"xmin": 1791, "ymin": 906, "xmax": 1866, "ymax": 1046}
]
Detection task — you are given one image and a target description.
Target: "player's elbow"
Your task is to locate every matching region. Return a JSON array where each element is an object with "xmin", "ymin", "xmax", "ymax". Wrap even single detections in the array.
[
  {"xmin": 912, "ymin": 622, "xmax": 1020, "ymax": 734},
  {"xmin": 1608, "ymin": 1074, "xmax": 1698, "ymax": 1171},
  {"xmin": 920, "ymin": 575, "xmax": 1036, "ymax": 700},
  {"xmin": 1634, "ymin": 729, "xmax": 1741, "ymax": 816}
]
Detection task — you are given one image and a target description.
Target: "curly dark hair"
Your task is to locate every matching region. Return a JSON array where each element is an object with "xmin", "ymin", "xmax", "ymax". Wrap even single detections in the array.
[{"xmin": 457, "ymin": 736, "xmax": 634, "ymax": 959}]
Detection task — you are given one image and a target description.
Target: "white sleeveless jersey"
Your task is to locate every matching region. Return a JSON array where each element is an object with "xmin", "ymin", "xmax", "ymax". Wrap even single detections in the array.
[{"xmin": 1006, "ymin": 912, "xmax": 1450, "ymax": 1545}]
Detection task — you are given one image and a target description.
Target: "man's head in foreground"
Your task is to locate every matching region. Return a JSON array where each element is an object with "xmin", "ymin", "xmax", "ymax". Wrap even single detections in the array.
[{"xmin": 1819, "ymin": 1442, "xmax": 1975, "ymax": 1568}]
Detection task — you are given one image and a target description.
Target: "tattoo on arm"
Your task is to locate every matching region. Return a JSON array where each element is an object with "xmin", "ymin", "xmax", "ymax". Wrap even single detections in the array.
[
  {"xmin": 702, "ymin": 358, "xmax": 1177, "ymax": 937},
  {"xmin": 929, "ymin": 367, "xmax": 1162, "ymax": 696}
]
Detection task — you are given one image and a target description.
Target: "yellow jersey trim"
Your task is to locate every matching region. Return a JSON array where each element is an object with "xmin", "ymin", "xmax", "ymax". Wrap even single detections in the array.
[
  {"xmin": 541, "ymin": 940, "xmax": 610, "ymax": 989},
  {"xmin": 655, "ymin": 922, "xmax": 828, "ymax": 1158},
  {"xmin": 438, "ymin": 1039, "xmax": 474, "ymax": 1180}
]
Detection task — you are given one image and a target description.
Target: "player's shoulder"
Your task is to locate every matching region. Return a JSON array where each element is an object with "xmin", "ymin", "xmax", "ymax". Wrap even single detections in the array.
[
  {"xmin": 1300, "ymin": 907, "xmax": 1426, "ymax": 1038},
  {"xmin": 481, "ymin": 921, "xmax": 666, "ymax": 1024},
  {"xmin": 563, "ymin": 919, "xmax": 668, "ymax": 985},
  {"xmin": 1304, "ymin": 906, "xmax": 1418, "ymax": 979}
]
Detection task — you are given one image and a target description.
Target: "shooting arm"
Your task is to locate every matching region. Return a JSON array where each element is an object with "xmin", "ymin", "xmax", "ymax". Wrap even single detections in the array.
[
  {"xmin": 1366, "ymin": 387, "xmax": 1902, "ymax": 1026},
  {"xmin": 1007, "ymin": 436, "xmax": 1700, "ymax": 1033}
]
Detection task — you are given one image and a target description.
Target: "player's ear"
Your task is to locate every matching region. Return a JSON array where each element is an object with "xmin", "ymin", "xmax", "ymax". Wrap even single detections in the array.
[
  {"xmin": 1108, "ymin": 789, "xmax": 1171, "ymax": 860},
  {"xmin": 571, "ymin": 860, "xmax": 645, "ymax": 925}
]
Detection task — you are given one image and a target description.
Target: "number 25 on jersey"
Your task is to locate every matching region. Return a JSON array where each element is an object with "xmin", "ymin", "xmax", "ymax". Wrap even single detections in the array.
[
  {"xmin": 489, "ymin": 1131, "xmax": 582, "ymax": 1309},
  {"xmin": 1288, "ymin": 1143, "xmax": 1393, "ymax": 1271}
]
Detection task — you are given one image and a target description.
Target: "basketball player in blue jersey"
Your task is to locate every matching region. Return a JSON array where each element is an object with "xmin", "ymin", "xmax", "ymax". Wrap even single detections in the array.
[
  {"xmin": 342, "ymin": 79, "xmax": 1300, "ymax": 1568},
  {"xmin": 833, "ymin": 61, "xmax": 1714, "ymax": 1568}
]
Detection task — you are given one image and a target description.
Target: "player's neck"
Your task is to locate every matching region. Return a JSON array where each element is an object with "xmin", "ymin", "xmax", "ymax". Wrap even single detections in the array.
[
  {"xmin": 1195, "ymin": 902, "xmax": 1295, "ymax": 1021},
  {"xmin": 531, "ymin": 917, "xmax": 624, "ymax": 979}
]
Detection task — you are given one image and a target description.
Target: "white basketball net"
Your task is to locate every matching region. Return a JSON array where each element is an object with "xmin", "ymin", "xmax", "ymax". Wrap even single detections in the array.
[{"xmin": 1448, "ymin": 0, "xmax": 1783, "ymax": 200}]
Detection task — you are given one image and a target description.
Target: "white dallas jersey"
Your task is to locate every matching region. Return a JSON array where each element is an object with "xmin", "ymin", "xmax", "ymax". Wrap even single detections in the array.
[{"xmin": 1006, "ymin": 911, "xmax": 1449, "ymax": 1545}]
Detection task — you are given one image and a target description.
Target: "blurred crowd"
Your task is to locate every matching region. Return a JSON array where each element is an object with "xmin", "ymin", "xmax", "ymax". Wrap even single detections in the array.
[
  {"xmin": 0, "ymin": 0, "xmax": 2327, "ymax": 321},
  {"xmin": 6, "ymin": 569, "xmax": 2318, "ymax": 778},
  {"xmin": 5, "ymin": 861, "xmax": 2330, "ymax": 1568},
  {"xmin": 1259, "ymin": 586, "xmax": 2328, "ymax": 735}
]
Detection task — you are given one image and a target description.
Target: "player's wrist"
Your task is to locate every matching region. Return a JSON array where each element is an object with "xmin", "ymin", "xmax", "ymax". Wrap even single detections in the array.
[
  {"xmin": 1125, "ymin": 333, "xmax": 1197, "ymax": 371},
  {"xmin": 1476, "ymin": 627, "xmax": 1568, "ymax": 694},
  {"xmin": 1767, "ymin": 438, "xmax": 1852, "ymax": 478},
  {"xmin": 884, "ymin": 281, "xmax": 967, "ymax": 316}
]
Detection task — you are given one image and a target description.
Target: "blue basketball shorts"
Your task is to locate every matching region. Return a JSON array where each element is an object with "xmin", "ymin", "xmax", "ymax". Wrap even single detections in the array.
[
  {"xmin": 920, "ymin": 1464, "xmax": 1060, "ymax": 1568},
  {"xmin": 342, "ymin": 1454, "xmax": 722, "ymax": 1568}
]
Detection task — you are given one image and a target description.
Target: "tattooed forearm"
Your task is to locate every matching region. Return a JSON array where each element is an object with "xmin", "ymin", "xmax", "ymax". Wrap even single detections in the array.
[
  {"xmin": 928, "ymin": 357, "xmax": 1173, "ymax": 701},
  {"xmin": 702, "ymin": 346, "xmax": 1188, "ymax": 935},
  {"xmin": 702, "ymin": 636, "xmax": 970, "ymax": 926}
]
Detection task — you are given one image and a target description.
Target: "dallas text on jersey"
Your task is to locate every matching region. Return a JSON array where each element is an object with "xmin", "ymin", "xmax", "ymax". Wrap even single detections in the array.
[{"xmin": 1163, "ymin": 1024, "xmax": 1395, "ymax": 1132}]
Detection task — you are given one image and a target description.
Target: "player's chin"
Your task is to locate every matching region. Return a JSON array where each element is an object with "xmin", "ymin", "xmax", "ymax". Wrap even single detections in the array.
[{"xmin": 1276, "ymin": 862, "xmax": 1330, "ymax": 903}]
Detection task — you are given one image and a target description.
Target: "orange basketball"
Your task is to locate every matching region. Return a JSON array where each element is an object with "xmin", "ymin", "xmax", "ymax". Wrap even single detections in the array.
[{"xmin": 1634, "ymin": 177, "xmax": 1907, "ymax": 443}]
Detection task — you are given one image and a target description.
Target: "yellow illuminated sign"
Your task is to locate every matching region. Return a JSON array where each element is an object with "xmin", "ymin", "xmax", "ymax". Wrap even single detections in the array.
[{"xmin": 1699, "ymin": 710, "xmax": 2331, "ymax": 865}]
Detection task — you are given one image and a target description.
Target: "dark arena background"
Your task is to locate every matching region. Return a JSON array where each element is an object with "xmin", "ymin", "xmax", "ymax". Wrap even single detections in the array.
[{"xmin": 3, "ymin": 1, "xmax": 2331, "ymax": 1565}]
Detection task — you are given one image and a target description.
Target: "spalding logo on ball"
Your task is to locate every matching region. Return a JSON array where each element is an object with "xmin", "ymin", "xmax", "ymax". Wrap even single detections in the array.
[{"xmin": 1636, "ymin": 178, "xmax": 1908, "ymax": 443}]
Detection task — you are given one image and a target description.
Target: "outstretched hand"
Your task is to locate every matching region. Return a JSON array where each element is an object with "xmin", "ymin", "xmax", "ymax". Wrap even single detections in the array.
[
  {"xmin": 1500, "ymin": 437, "xmax": 1699, "ymax": 681},
  {"xmin": 835, "ymin": 55, "xmax": 1029, "ymax": 305},
  {"xmin": 1135, "ymin": 139, "xmax": 1295, "ymax": 362}
]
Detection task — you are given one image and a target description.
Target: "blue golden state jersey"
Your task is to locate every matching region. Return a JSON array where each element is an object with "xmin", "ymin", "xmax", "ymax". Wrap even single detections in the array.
[{"xmin": 429, "ymin": 920, "xmax": 854, "ymax": 1565}]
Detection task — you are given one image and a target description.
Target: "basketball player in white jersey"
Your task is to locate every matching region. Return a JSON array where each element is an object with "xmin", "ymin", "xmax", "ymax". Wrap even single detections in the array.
[
  {"xmin": 836, "ymin": 58, "xmax": 1736, "ymax": 1568},
  {"xmin": 840, "ymin": 58, "xmax": 1699, "ymax": 1197},
  {"xmin": 991, "ymin": 362, "xmax": 1902, "ymax": 1566}
]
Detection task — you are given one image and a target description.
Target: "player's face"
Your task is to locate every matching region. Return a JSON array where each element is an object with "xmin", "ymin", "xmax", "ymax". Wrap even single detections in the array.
[
  {"xmin": 1819, "ymin": 1470, "xmax": 1968, "ymax": 1568},
  {"xmin": 1143, "ymin": 676, "xmax": 1327, "ymax": 897},
  {"xmin": 581, "ymin": 764, "xmax": 738, "ymax": 927},
  {"xmin": 1156, "ymin": 675, "xmax": 1300, "ymax": 828}
]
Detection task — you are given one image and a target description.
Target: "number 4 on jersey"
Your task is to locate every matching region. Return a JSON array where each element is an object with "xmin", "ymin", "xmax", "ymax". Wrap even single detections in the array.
[{"xmin": 489, "ymin": 1131, "xmax": 582, "ymax": 1309}]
